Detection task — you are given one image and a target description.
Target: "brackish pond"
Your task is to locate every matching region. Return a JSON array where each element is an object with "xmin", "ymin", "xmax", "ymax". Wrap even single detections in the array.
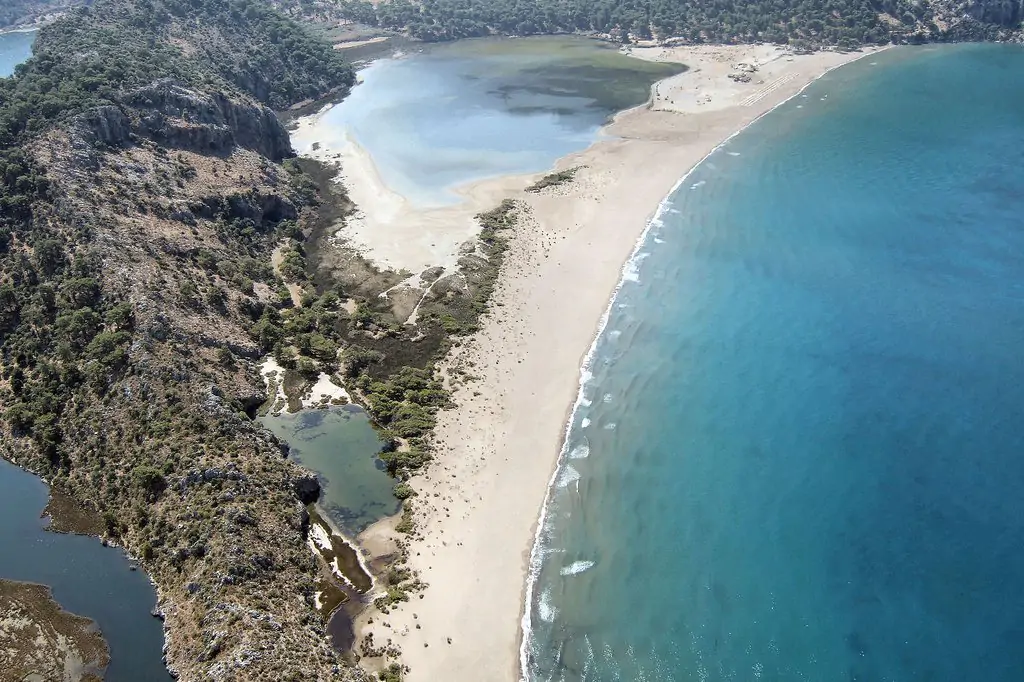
[
  {"xmin": 295, "ymin": 36, "xmax": 683, "ymax": 207},
  {"xmin": 260, "ymin": 405, "xmax": 399, "ymax": 535},
  {"xmin": 0, "ymin": 459, "xmax": 171, "ymax": 682}
]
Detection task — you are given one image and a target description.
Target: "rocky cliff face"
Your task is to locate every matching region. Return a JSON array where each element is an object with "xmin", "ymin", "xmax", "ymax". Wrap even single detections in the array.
[
  {"xmin": 68, "ymin": 80, "xmax": 292, "ymax": 166},
  {"xmin": 967, "ymin": 0, "xmax": 1023, "ymax": 26}
]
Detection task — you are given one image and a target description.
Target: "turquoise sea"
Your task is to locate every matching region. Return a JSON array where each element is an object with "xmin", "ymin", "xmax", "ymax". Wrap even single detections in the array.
[{"xmin": 525, "ymin": 44, "xmax": 1024, "ymax": 681}]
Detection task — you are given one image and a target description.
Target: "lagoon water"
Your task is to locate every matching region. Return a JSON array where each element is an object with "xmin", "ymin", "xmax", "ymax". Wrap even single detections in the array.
[
  {"xmin": 304, "ymin": 37, "xmax": 680, "ymax": 207},
  {"xmin": 0, "ymin": 29, "xmax": 35, "ymax": 77},
  {"xmin": 526, "ymin": 44, "xmax": 1024, "ymax": 681},
  {"xmin": 0, "ymin": 460, "xmax": 171, "ymax": 681}
]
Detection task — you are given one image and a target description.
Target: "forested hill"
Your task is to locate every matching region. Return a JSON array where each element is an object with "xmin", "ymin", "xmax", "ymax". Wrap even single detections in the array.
[
  {"xmin": 3, "ymin": 0, "xmax": 352, "ymax": 143},
  {"xmin": 335, "ymin": 0, "xmax": 1024, "ymax": 46},
  {"xmin": 0, "ymin": 0, "xmax": 360, "ymax": 679}
]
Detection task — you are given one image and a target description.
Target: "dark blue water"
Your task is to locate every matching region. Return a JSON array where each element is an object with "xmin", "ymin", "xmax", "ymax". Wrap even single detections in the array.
[
  {"xmin": 526, "ymin": 44, "xmax": 1024, "ymax": 682},
  {"xmin": 0, "ymin": 29, "xmax": 34, "ymax": 77},
  {"xmin": 0, "ymin": 460, "xmax": 171, "ymax": 681}
]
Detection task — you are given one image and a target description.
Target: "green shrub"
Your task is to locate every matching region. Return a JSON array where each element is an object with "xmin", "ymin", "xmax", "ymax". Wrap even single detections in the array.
[{"xmin": 393, "ymin": 482, "xmax": 415, "ymax": 500}]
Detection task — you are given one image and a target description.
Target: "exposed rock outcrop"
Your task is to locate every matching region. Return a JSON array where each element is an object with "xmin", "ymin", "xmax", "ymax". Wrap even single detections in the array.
[
  {"xmin": 293, "ymin": 474, "xmax": 321, "ymax": 505},
  {"xmin": 66, "ymin": 80, "xmax": 293, "ymax": 170}
]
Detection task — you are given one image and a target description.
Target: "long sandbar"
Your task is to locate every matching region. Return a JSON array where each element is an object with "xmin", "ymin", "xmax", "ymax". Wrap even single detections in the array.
[{"xmin": 352, "ymin": 44, "xmax": 885, "ymax": 681}]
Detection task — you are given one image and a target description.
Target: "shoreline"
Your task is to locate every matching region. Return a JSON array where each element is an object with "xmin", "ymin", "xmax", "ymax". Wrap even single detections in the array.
[
  {"xmin": 334, "ymin": 43, "xmax": 887, "ymax": 681},
  {"xmin": 518, "ymin": 45, "xmax": 887, "ymax": 679},
  {"xmin": 0, "ymin": 26, "xmax": 40, "ymax": 34}
]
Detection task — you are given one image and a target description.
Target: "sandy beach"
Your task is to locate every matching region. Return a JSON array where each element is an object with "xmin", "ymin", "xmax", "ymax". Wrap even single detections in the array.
[
  {"xmin": 290, "ymin": 113, "xmax": 546, "ymax": 274},
  {"xmin": 333, "ymin": 43, "xmax": 884, "ymax": 681}
]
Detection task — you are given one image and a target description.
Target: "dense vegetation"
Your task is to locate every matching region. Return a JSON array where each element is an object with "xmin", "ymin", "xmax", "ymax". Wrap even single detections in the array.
[
  {"xmin": 335, "ymin": 0, "xmax": 1023, "ymax": 46},
  {"xmin": 0, "ymin": 0, "xmax": 362, "ymax": 679},
  {"xmin": 0, "ymin": 0, "xmax": 354, "ymax": 475},
  {"xmin": 1, "ymin": 0, "xmax": 353, "ymax": 146}
]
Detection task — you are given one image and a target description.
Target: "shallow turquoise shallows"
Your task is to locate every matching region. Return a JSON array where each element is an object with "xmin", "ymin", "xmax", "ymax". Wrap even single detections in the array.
[
  {"xmin": 526, "ymin": 44, "xmax": 1024, "ymax": 682},
  {"xmin": 0, "ymin": 29, "xmax": 34, "ymax": 77}
]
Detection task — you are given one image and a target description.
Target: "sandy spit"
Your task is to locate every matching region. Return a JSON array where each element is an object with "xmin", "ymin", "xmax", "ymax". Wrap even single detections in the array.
[{"xmin": 351, "ymin": 44, "xmax": 887, "ymax": 681}]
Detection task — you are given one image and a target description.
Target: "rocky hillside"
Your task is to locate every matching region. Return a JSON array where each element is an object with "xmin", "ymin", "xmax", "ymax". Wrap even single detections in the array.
[{"xmin": 0, "ymin": 0, "xmax": 363, "ymax": 680}]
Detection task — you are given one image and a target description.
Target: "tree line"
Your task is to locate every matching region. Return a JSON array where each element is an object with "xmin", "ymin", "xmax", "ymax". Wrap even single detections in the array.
[{"xmin": 334, "ymin": 0, "xmax": 1022, "ymax": 46}]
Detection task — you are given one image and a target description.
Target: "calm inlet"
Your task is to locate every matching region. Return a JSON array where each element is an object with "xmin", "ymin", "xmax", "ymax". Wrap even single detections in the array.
[
  {"xmin": 0, "ymin": 460, "xmax": 171, "ymax": 681},
  {"xmin": 260, "ymin": 406, "xmax": 399, "ymax": 535},
  {"xmin": 0, "ymin": 29, "xmax": 35, "ymax": 77}
]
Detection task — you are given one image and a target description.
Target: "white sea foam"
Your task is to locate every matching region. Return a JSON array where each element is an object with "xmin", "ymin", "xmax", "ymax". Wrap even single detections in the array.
[
  {"xmin": 560, "ymin": 560, "xmax": 595, "ymax": 576},
  {"xmin": 518, "ymin": 53, "xmax": 876, "ymax": 680},
  {"xmin": 608, "ymin": 329, "xmax": 622, "ymax": 340},
  {"xmin": 653, "ymin": 237, "xmax": 665, "ymax": 244},
  {"xmin": 580, "ymin": 418, "xmax": 591, "ymax": 429},
  {"xmin": 557, "ymin": 465, "xmax": 581, "ymax": 488},
  {"xmin": 727, "ymin": 151, "xmax": 742, "ymax": 156},
  {"xmin": 603, "ymin": 423, "xmax": 617, "ymax": 431},
  {"xmin": 569, "ymin": 441, "xmax": 590, "ymax": 459},
  {"xmin": 538, "ymin": 589, "xmax": 557, "ymax": 622},
  {"xmin": 602, "ymin": 393, "xmax": 613, "ymax": 403},
  {"xmin": 622, "ymin": 252, "xmax": 649, "ymax": 282},
  {"xmin": 690, "ymin": 180, "xmax": 706, "ymax": 189}
]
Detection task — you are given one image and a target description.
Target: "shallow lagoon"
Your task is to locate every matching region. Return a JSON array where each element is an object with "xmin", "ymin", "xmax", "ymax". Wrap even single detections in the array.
[{"xmin": 298, "ymin": 36, "xmax": 682, "ymax": 207}]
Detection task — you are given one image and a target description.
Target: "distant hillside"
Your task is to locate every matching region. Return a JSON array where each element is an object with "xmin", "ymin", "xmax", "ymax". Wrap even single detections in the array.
[
  {"xmin": 329, "ymin": 0, "xmax": 1024, "ymax": 46},
  {"xmin": 0, "ymin": 0, "xmax": 80, "ymax": 29}
]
